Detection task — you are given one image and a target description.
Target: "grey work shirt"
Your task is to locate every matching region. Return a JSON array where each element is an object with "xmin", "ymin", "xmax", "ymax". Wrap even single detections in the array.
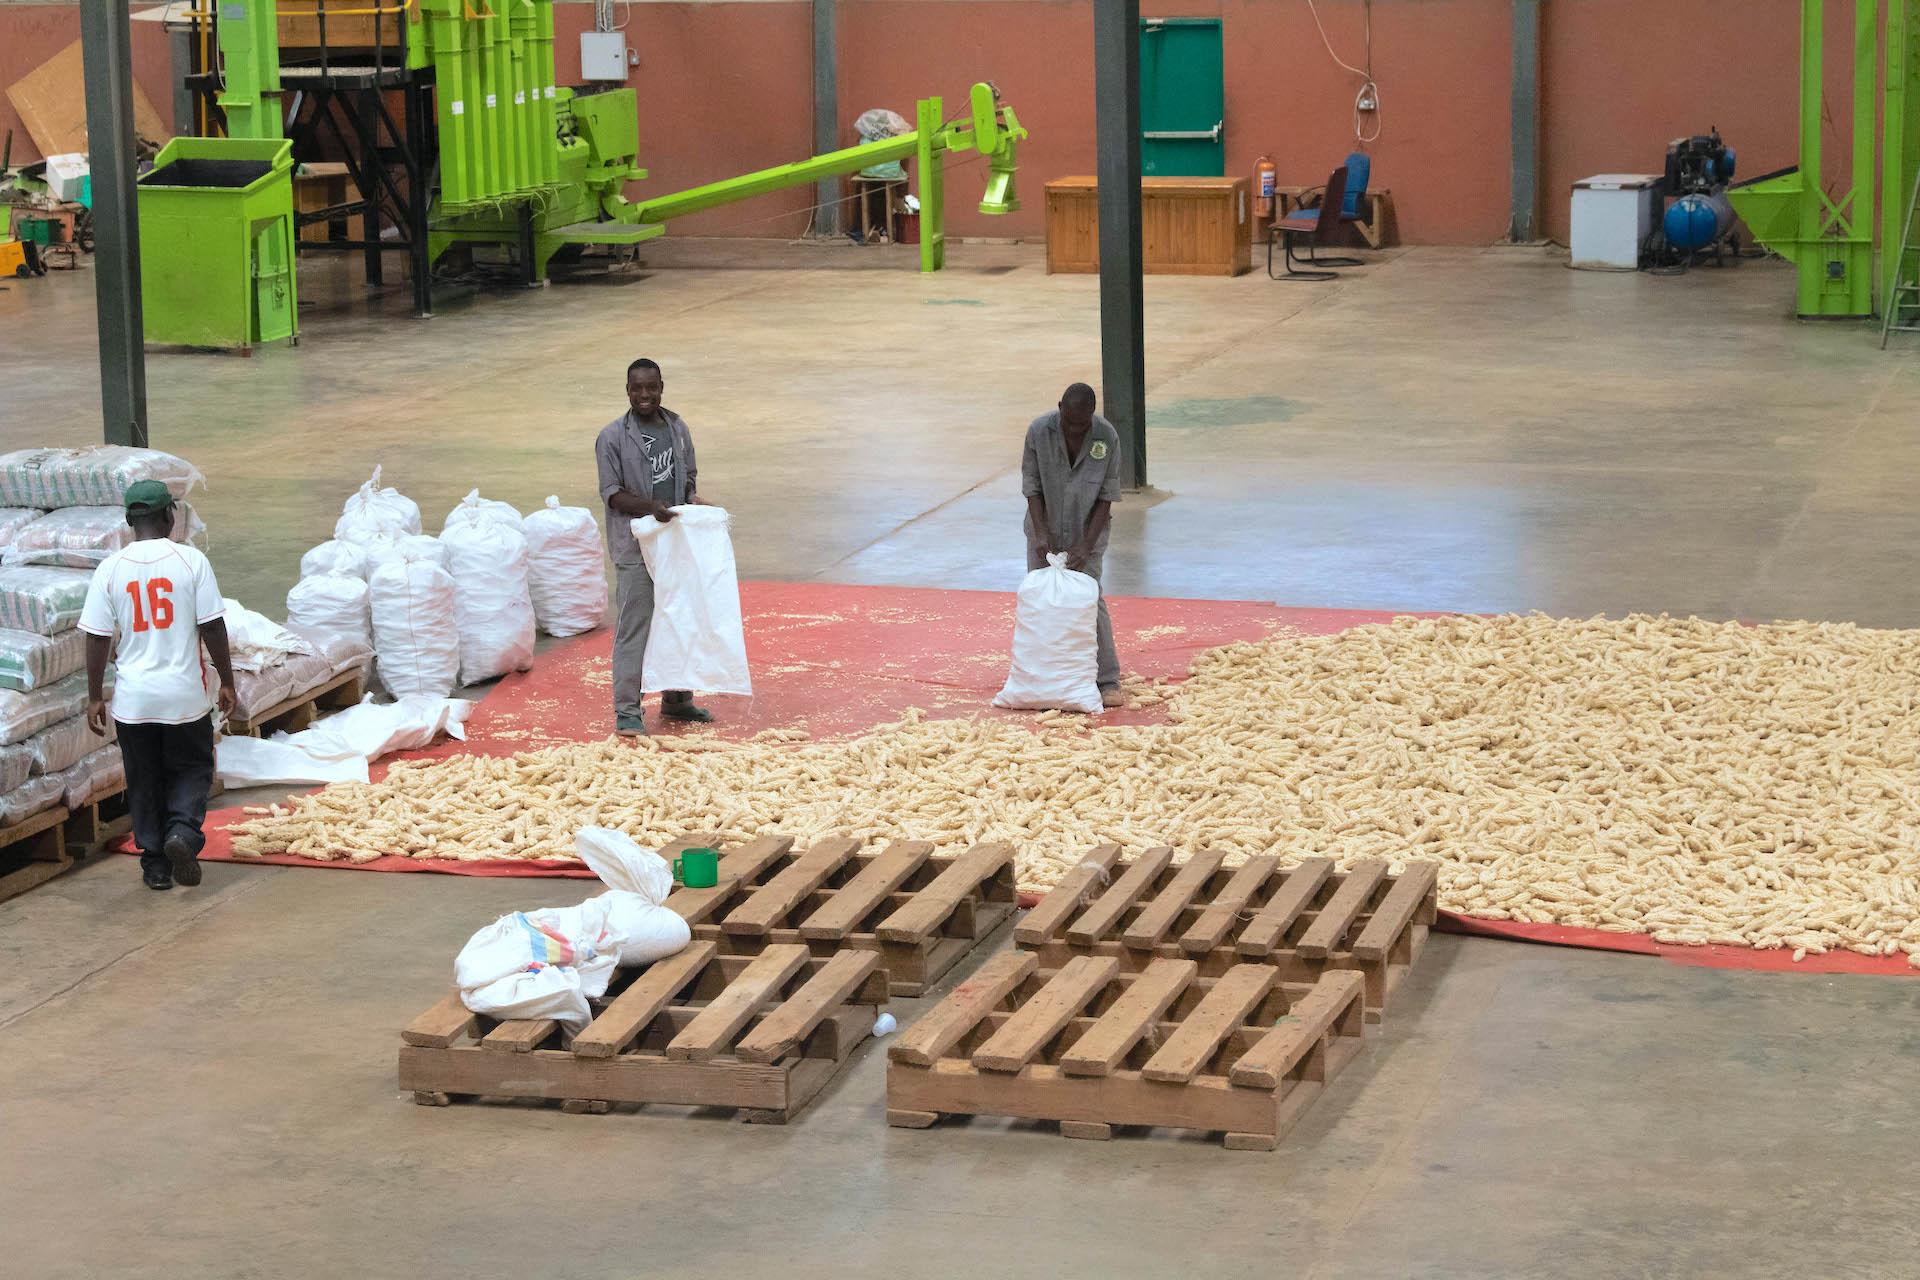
[
  {"xmin": 596, "ymin": 408, "xmax": 698, "ymax": 566},
  {"xmin": 1021, "ymin": 410, "xmax": 1123, "ymax": 553}
]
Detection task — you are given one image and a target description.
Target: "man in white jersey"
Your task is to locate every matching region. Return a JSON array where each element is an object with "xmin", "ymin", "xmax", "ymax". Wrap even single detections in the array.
[{"xmin": 80, "ymin": 480, "xmax": 237, "ymax": 890}]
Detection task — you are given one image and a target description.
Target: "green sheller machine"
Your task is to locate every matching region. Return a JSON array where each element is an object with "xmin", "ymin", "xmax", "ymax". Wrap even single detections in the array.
[
  {"xmin": 1727, "ymin": 0, "xmax": 1920, "ymax": 319},
  {"xmin": 203, "ymin": 0, "xmax": 1024, "ymax": 308}
]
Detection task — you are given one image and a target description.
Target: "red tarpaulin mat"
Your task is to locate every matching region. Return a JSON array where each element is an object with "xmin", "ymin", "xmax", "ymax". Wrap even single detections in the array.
[{"xmin": 131, "ymin": 581, "xmax": 1915, "ymax": 977}]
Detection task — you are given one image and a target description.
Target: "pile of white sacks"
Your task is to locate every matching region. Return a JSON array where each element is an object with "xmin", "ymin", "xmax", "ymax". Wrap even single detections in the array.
[{"xmin": 286, "ymin": 469, "xmax": 607, "ymax": 698}]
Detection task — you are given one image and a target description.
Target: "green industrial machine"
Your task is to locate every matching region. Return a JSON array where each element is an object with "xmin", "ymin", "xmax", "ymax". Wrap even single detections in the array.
[
  {"xmin": 136, "ymin": 136, "xmax": 298, "ymax": 349},
  {"xmin": 191, "ymin": 0, "xmax": 1025, "ymax": 307},
  {"xmin": 433, "ymin": 78, "xmax": 1023, "ymax": 279},
  {"xmin": 1728, "ymin": 0, "xmax": 1920, "ymax": 319}
]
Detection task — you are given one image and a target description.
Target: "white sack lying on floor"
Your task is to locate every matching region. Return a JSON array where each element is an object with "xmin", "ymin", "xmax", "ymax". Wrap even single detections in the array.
[
  {"xmin": 214, "ymin": 695, "xmax": 474, "ymax": 787},
  {"xmin": 455, "ymin": 827, "xmax": 691, "ymax": 1034}
]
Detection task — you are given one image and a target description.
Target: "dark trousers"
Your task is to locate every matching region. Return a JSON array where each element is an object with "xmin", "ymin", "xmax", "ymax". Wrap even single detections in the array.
[{"xmin": 115, "ymin": 716, "xmax": 215, "ymax": 871}]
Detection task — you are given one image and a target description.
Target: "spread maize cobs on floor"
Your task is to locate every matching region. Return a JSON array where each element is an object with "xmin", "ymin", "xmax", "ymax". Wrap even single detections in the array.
[{"xmin": 230, "ymin": 613, "xmax": 1920, "ymax": 965}]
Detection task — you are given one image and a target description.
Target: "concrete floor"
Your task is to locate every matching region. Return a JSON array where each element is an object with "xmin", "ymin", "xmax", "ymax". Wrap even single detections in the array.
[{"xmin": 4, "ymin": 241, "xmax": 1920, "ymax": 1278}]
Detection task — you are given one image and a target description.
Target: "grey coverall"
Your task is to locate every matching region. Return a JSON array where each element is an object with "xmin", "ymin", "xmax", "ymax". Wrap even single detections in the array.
[
  {"xmin": 1021, "ymin": 409, "xmax": 1122, "ymax": 688},
  {"xmin": 596, "ymin": 407, "xmax": 697, "ymax": 720}
]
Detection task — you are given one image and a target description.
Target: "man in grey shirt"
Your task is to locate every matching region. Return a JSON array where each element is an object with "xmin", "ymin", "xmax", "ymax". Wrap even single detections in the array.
[
  {"xmin": 1022, "ymin": 382, "xmax": 1123, "ymax": 706},
  {"xmin": 595, "ymin": 357, "xmax": 711, "ymax": 735}
]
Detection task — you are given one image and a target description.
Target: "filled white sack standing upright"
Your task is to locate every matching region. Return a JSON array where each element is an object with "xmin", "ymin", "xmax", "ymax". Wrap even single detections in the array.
[
  {"xmin": 522, "ymin": 496, "xmax": 606, "ymax": 636},
  {"xmin": 441, "ymin": 494, "xmax": 535, "ymax": 684},
  {"xmin": 285, "ymin": 573, "xmax": 371, "ymax": 650},
  {"xmin": 367, "ymin": 541, "xmax": 460, "ymax": 697},
  {"xmin": 334, "ymin": 466, "xmax": 423, "ymax": 544},
  {"xmin": 993, "ymin": 552, "xmax": 1103, "ymax": 714},
  {"xmin": 299, "ymin": 539, "xmax": 369, "ymax": 580},
  {"xmin": 628, "ymin": 505, "xmax": 751, "ymax": 696},
  {"xmin": 440, "ymin": 489, "xmax": 523, "ymax": 534}
]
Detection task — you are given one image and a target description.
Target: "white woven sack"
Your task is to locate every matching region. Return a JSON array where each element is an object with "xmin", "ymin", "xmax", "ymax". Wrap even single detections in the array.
[
  {"xmin": 335, "ymin": 466, "xmax": 423, "ymax": 544},
  {"xmin": 286, "ymin": 573, "xmax": 372, "ymax": 651},
  {"xmin": 367, "ymin": 547, "xmax": 460, "ymax": 698},
  {"xmin": 993, "ymin": 554, "xmax": 1103, "ymax": 714},
  {"xmin": 441, "ymin": 505, "xmax": 535, "ymax": 684},
  {"xmin": 522, "ymin": 496, "xmax": 606, "ymax": 636}
]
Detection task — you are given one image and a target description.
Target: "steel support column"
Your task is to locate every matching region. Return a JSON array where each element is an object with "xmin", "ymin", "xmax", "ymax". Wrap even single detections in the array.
[
  {"xmin": 1095, "ymin": 0, "xmax": 1147, "ymax": 488},
  {"xmin": 1508, "ymin": 0, "xmax": 1541, "ymax": 242},
  {"xmin": 80, "ymin": 0, "xmax": 148, "ymax": 447},
  {"xmin": 813, "ymin": 0, "xmax": 840, "ymax": 236}
]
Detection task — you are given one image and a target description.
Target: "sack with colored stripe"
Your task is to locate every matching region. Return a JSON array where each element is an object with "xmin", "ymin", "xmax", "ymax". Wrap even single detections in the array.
[
  {"xmin": 0, "ymin": 670, "xmax": 111, "ymax": 746},
  {"xmin": 0, "ymin": 626, "xmax": 86, "ymax": 692},
  {"xmin": 4, "ymin": 504, "xmax": 205, "ymax": 570},
  {"xmin": 0, "ymin": 566, "xmax": 92, "ymax": 635},
  {"xmin": 0, "ymin": 447, "xmax": 203, "ymax": 510},
  {"xmin": 454, "ymin": 896, "xmax": 623, "ymax": 1035}
]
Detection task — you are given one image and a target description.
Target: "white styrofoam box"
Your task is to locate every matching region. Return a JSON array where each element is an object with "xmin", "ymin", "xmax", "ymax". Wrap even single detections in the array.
[
  {"xmin": 1570, "ymin": 173, "xmax": 1662, "ymax": 271},
  {"xmin": 42, "ymin": 154, "xmax": 89, "ymax": 202},
  {"xmin": 580, "ymin": 31, "xmax": 628, "ymax": 81}
]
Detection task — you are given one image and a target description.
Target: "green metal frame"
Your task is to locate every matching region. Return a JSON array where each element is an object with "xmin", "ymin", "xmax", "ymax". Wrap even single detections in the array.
[
  {"xmin": 1730, "ymin": 0, "xmax": 1920, "ymax": 319},
  {"xmin": 209, "ymin": 1, "xmax": 1027, "ymax": 284}
]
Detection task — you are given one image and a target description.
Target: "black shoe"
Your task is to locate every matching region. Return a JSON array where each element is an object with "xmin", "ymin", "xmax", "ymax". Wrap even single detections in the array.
[
  {"xmin": 659, "ymin": 696, "xmax": 713, "ymax": 723},
  {"xmin": 164, "ymin": 834, "xmax": 203, "ymax": 887},
  {"xmin": 143, "ymin": 862, "xmax": 174, "ymax": 890}
]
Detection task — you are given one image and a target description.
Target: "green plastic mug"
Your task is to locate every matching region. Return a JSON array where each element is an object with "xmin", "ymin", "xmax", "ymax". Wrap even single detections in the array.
[{"xmin": 674, "ymin": 847, "xmax": 719, "ymax": 888}]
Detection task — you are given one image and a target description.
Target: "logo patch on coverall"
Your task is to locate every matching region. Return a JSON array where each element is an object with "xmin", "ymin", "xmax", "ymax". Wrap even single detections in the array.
[{"xmin": 1090, "ymin": 442, "xmax": 1109, "ymax": 460}]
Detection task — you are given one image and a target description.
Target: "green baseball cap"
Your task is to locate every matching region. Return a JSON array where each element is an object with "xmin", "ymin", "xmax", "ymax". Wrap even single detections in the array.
[{"xmin": 123, "ymin": 479, "xmax": 175, "ymax": 515}]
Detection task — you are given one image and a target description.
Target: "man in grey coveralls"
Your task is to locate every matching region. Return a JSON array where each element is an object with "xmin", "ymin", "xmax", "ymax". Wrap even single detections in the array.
[
  {"xmin": 596, "ymin": 357, "xmax": 712, "ymax": 735},
  {"xmin": 1022, "ymin": 382, "xmax": 1123, "ymax": 707}
]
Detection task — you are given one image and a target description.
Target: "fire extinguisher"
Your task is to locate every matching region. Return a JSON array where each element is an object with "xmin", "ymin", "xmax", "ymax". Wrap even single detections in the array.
[{"xmin": 1255, "ymin": 154, "xmax": 1277, "ymax": 218}]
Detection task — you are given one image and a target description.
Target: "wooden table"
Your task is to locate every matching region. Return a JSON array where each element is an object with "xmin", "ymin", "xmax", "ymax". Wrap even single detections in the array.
[
  {"xmin": 1273, "ymin": 184, "xmax": 1393, "ymax": 249},
  {"xmin": 1045, "ymin": 175, "xmax": 1252, "ymax": 276}
]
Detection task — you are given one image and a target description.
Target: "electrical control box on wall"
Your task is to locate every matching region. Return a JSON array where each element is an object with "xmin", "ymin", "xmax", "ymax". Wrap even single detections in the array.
[{"xmin": 580, "ymin": 32, "xmax": 628, "ymax": 81}]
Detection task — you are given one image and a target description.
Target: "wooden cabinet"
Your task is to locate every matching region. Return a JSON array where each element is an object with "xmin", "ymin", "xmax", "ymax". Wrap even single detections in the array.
[{"xmin": 1044, "ymin": 175, "xmax": 1252, "ymax": 276}]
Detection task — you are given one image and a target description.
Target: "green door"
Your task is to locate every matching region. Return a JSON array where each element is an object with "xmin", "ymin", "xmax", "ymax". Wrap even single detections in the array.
[{"xmin": 1140, "ymin": 18, "xmax": 1224, "ymax": 177}]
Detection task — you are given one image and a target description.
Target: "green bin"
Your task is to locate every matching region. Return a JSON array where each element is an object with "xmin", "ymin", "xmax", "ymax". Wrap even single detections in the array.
[{"xmin": 138, "ymin": 136, "xmax": 298, "ymax": 349}]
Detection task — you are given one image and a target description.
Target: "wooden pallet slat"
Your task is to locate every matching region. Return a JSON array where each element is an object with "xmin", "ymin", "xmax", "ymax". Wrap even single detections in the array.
[
  {"xmin": 1237, "ymin": 857, "xmax": 1334, "ymax": 956},
  {"xmin": 482, "ymin": 1018, "xmax": 558, "ymax": 1053},
  {"xmin": 1141, "ymin": 963, "xmax": 1277, "ymax": 1083},
  {"xmin": 402, "ymin": 995, "xmax": 483, "ymax": 1048},
  {"xmin": 666, "ymin": 944, "xmax": 811, "ymax": 1061},
  {"xmin": 735, "ymin": 951, "xmax": 880, "ymax": 1064},
  {"xmin": 1179, "ymin": 855, "xmax": 1279, "ymax": 954},
  {"xmin": 889, "ymin": 949, "xmax": 1036, "ymax": 1068},
  {"xmin": 1229, "ymin": 970, "xmax": 1365, "ymax": 1088},
  {"xmin": 971, "ymin": 955, "xmax": 1117, "ymax": 1073},
  {"xmin": 1058, "ymin": 957, "xmax": 1196, "ymax": 1077},
  {"xmin": 1350, "ymin": 861, "xmax": 1439, "ymax": 962},
  {"xmin": 571, "ymin": 940, "xmax": 718, "ymax": 1059},
  {"xmin": 797, "ymin": 841, "xmax": 933, "ymax": 940},
  {"xmin": 1065, "ymin": 845, "xmax": 1174, "ymax": 945},
  {"xmin": 1014, "ymin": 844, "xmax": 1123, "ymax": 946},
  {"xmin": 1295, "ymin": 859, "xmax": 1388, "ymax": 959},
  {"xmin": 874, "ymin": 842, "xmax": 1015, "ymax": 942},
  {"xmin": 721, "ymin": 837, "xmax": 861, "ymax": 936},
  {"xmin": 1122, "ymin": 848, "xmax": 1226, "ymax": 950}
]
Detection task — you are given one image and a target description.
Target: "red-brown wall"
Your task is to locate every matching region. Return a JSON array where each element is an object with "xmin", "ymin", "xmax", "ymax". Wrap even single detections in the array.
[
  {"xmin": 1540, "ymin": 0, "xmax": 1808, "ymax": 244},
  {"xmin": 0, "ymin": 5, "xmax": 175, "ymax": 165},
  {"xmin": 552, "ymin": 2, "xmax": 818, "ymax": 238}
]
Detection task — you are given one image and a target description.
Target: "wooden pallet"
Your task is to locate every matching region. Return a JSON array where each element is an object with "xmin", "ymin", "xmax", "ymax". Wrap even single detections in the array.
[
  {"xmin": 227, "ymin": 666, "xmax": 367, "ymax": 738},
  {"xmin": 63, "ymin": 784, "xmax": 130, "ymax": 852},
  {"xmin": 398, "ymin": 940, "xmax": 890, "ymax": 1122},
  {"xmin": 1014, "ymin": 846, "xmax": 1438, "ymax": 1022},
  {"xmin": 0, "ymin": 804, "xmax": 74, "ymax": 906},
  {"xmin": 660, "ymin": 833, "xmax": 1021, "ymax": 997},
  {"xmin": 886, "ymin": 951, "xmax": 1367, "ymax": 1150}
]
